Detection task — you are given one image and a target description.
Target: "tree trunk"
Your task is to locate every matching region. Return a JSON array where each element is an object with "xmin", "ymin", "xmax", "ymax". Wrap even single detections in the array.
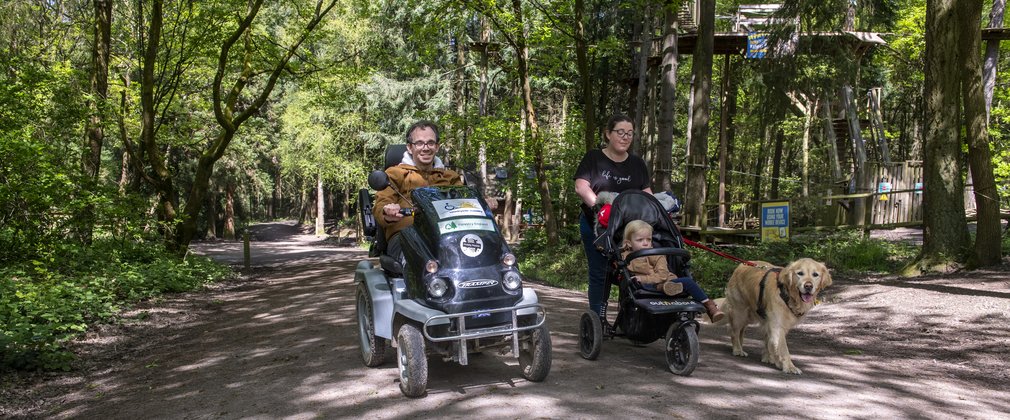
[
  {"xmin": 959, "ymin": 0, "xmax": 1003, "ymax": 267},
  {"xmin": 801, "ymin": 97, "xmax": 817, "ymax": 197},
  {"xmin": 83, "ymin": 0, "xmax": 112, "ymax": 183},
  {"xmin": 511, "ymin": 0, "xmax": 558, "ymax": 245},
  {"xmin": 654, "ymin": 4, "xmax": 678, "ymax": 192},
  {"xmin": 684, "ymin": 0, "xmax": 714, "ymax": 228},
  {"xmin": 206, "ymin": 190, "xmax": 218, "ymax": 240},
  {"xmin": 822, "ymin": 99, "xmax": 843, "ymax": 180},
  {"xmin": 842, "ymin": 85, "xmax": 869, "ymax": 225},
  {"xmin": 984, "ymin": 0, "xmax": 1005, "ymax": 122},
  {"xmin": 223, "ymin": 183, "xmax": 236, "ymax": 240},
  {"xmin": 717, "ymin": 55, "xmax": 732, "ymax": 225},
  {"xmin": 770, "ymin": 129, "xmax": 784, "ymax": 199},
  {"xmin": 343, "ymin": 185, "xmax": 351, "ymax": 220},
  {"xmin": 912, "ymin": 0, "xmax": 971, "ymax": 272},
  {"xmin": 575, "ymin": 0, "xmax": 595, "ymax": 152},
  {"xmin": 316, "ymin": 173, "xmax": 325, "ymax": 236},
  {"xmin": 272, "ymin": 155, "xmax": 282, "ymax": 219},
  {"xmin": 139, "ymin": 0, "xmax": 180, "ymax": 244},
  {"xmin": 632, "ymin": 5, "xmax": 652, "ymax": 157}
]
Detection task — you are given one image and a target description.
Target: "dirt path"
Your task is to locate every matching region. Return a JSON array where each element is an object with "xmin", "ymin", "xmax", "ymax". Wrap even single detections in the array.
[{"xmin": 3, "ymin": 221, "xmax": 1009, "ymax": 419}]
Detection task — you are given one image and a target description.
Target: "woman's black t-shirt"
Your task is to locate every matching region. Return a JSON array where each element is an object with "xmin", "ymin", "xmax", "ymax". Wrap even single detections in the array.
[{"xmin": 573, "ymin": 149, "xmax": 650, "ymax": 218}]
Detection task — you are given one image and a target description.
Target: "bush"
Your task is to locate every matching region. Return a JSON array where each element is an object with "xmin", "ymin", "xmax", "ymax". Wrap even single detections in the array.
[
  {"xmin": 0, "ymin": 239, "xmax": 232, "ymax": 371},
  {"xmin": 515, "ymin": 225, "xmax": 587, "ymax": 290}
]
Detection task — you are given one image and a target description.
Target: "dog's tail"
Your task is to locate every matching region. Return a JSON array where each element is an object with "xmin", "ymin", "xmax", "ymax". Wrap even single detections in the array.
[{"xmin": 705, "ymin": 297, "xmax": 730, "ymax": 325}]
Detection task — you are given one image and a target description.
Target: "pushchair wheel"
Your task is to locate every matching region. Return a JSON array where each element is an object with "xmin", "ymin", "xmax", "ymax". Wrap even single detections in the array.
[
  {"xmin": 579, "ymin": 310, "xmax": 603, "ymax": 360},
  {"xmin": 665, "ymin": 323, "xmax": 699, "ymax": 376}
]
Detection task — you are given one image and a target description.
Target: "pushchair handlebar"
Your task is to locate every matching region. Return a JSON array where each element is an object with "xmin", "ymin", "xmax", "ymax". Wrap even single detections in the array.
[{"xmin": 624, "ymin": 247, "xmax": 691, "ymax": 264}]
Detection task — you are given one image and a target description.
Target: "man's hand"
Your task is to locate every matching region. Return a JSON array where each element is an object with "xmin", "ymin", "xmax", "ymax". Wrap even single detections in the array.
[{"xmin": 383, "ymin": 203, "xmax": 404, "ymax": 222}]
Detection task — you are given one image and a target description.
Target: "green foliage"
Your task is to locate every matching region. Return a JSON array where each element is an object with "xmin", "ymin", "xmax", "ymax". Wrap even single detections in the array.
[
  {"xmin": 514, "ymin": 225, "xmax": 586, "ymax": 290},
  {"xmin": 0, "ymin": 240, "xmax": 232, "ymax": 371}
]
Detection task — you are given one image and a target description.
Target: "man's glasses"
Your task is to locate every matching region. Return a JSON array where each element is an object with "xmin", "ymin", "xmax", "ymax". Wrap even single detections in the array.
[
  {"xmin": 410, "ymin": 140, "xmax": 439, "ymax": 148},
  {"xmin": 611, "ymin": 129, "xmax": 634, "ymax": 139}
]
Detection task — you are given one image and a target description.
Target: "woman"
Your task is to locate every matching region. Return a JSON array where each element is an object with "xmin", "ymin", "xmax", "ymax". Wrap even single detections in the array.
[{"xmin": 573, "ymin": 114, "xmax": 651, "ymax": 317}]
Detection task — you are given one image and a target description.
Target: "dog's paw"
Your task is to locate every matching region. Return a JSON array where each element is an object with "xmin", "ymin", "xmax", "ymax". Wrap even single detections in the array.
[
  {"xmin": 732, "ymin": 348, "xmax": 748, "ymax": 357},
  {"xmin": 782, "ymin": 365, "xmax": 802, "ymax": 375}
]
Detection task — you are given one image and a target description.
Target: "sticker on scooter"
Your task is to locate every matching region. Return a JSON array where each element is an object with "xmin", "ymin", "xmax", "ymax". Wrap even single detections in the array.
[
  {"xmin": 460, "ymin": 234, "xmax": 484, "ymax": 257},
  {"xmin": 433, "ymin": 199, "xmax": 485, "ymax": 219},
  {"xmin": 439, "ymin": 218, "xmax": 495, "ymax": 234}
]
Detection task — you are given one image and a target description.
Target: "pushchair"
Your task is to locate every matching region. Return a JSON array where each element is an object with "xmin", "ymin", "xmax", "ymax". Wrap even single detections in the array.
[{"xmin": 578, "ymin": 190, "xmax": 706, "ymax": 375}]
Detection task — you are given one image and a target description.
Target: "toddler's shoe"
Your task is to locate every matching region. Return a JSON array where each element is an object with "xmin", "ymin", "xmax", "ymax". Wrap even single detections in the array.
[{"xmin": 661, "ymin": 281, "xmax": 683, "ymax": 296}]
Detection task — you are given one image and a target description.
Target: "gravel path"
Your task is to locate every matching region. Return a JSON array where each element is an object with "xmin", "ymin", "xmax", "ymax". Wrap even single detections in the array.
[{"xmin": 3, "ymin": 221, "xmax": 1009, "ymax": 419}]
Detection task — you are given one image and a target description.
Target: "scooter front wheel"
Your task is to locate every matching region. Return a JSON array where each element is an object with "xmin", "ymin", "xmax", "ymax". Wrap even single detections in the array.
[
  {"xmin": 396, "ymin": 323, "xmax": 428, "ymax": 398},
  {"xmin": 519, "ymin": 324, "xmax": 552, "ymax": 382}
]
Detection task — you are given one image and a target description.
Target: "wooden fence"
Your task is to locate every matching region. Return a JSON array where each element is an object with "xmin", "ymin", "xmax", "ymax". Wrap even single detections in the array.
[{"xmin": 684, "ymin": 161, "xmax": 1008, "ymax": 241}]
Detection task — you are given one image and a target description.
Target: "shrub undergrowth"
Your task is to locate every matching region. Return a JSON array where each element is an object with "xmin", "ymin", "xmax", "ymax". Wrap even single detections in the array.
[
  {"xmin": 0, "ymin": 240, "xmax": 232, "ymax": 371},
  {"xmin": 516, "ymin": 228, "xmax": 919, "ymax": 300}
]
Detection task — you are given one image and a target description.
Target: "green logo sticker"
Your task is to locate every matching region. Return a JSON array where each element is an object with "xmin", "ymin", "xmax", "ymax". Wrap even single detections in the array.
[{"xmin": 438, "ymin": 218, "xmax": 495, "ymax": 234}]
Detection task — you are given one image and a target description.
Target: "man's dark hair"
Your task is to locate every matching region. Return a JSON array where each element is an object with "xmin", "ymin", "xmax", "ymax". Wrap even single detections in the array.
[{"xmin": 405, "ymin": 120, "xmax": 440, "ymax": 144}]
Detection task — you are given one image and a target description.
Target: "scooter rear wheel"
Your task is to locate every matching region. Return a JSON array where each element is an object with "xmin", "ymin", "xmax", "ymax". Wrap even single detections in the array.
[
  {"xmin": 356, "ymin": 283, "xmax": 386, "ymax": 367},
  {"xmin": 665, "ymin": 322, "xmax": 699, "ymax": 376},
  {"xmin": 579, "ymin": 310, "xmax": 603, "ymax": 360}
]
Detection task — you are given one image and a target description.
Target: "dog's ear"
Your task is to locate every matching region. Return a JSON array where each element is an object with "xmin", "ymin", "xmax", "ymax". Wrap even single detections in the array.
[
  {"xmin": 779, "ymin": 261, "xmax": 799, "ymax": 286},
  {"xmin": 817, "ymin": 261, "xmax": 833, "ymax": 290}
]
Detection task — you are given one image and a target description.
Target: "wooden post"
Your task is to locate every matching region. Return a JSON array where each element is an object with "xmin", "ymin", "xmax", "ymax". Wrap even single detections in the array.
[{"xmin": 243, "ymin": 229, "xmax": 251, "ymax": 269}]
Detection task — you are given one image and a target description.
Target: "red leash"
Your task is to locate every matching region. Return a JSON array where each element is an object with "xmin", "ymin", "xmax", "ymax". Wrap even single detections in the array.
[{"xmin": 682, "ymin": 238, "xmax": 757, "ymax": 267}]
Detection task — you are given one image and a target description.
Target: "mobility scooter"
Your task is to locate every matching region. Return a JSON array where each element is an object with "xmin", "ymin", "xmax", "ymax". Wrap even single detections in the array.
[{"xmin": 355, "ymin": 145, "xmax": 551, "ymax": 397}]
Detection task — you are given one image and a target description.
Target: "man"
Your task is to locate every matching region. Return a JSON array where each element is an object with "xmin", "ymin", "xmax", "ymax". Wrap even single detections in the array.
[{"xmin": 373, "ymin": 120, "xmax": 462, "ymax": 259}]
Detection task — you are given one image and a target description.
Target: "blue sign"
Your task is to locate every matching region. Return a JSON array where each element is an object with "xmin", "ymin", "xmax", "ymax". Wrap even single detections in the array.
[
  {"xmin": 761, "ymin": 201, "xmax": 790, "ymax": 242},
  {"xmin": 746, "ymin": 32, "xmax": 768, "ymax": 59}
]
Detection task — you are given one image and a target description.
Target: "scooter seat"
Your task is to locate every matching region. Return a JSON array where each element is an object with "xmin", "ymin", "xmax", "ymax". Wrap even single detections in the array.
[{"xmin": 379, "ymin": 254, "xmax": 403, "ymax": 274}]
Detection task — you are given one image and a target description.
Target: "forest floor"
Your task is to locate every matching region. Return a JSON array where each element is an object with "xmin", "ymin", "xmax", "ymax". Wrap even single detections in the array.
[{"xmin": 2, "ymin": 221, "xmax": 1009, "ymax": 419}]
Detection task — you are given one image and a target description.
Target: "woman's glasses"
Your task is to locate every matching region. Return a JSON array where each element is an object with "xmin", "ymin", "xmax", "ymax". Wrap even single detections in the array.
[{"xmin": 611, "ymin": 129, "xmax": 634, "ymax": 139}]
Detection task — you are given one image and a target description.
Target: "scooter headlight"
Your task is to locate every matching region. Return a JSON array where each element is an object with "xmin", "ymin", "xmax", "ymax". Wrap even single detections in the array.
[
  {"xmin": 503, "ymin": 271, "xmax": 522, "ymax": 290},
  {"xmin": 427, "ymin": 277, "xmax": 448, "ymax": 298},
  {"xmin": 501, "ymin": 253, "xmax": 516, "ymax": 266},
  {"xmin": 425, "ymin": 259, "xmax": 439, "ymax": 274}
]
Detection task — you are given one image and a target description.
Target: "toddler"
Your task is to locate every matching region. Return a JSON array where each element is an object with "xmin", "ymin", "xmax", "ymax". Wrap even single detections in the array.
[{"xmin": 621, "ymin": 220, "xmax": 724, "ymax": 322}]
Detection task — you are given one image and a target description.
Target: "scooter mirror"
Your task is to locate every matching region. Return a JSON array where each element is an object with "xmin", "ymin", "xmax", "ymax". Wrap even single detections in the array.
[{"xmin": 368, "ymin": 170, "xmax": 390, "ymax": 191}]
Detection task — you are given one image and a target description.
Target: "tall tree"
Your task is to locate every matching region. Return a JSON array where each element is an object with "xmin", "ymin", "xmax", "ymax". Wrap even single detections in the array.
[
  {"xmin": 683, "ymin": 0, "xmax": 713, "ymax": 228},
  {"xmin": 575, "ymin": 0, "xmax": 595, "ymax": 152},
  {"xmin": 654, "ymin": 1, "xmax": 678, "ymax": 193},
  {"xmin": 912, "ymin": 0, "xmax": 971, "ymax": 273},
  {"xmin": 959, "ymin": 0, "xmax": 1003, "ymax": 266}
]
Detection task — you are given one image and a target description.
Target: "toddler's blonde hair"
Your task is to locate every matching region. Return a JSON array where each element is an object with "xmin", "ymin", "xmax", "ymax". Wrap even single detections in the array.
[{"xmin": 622, "ymin": 220, "xmax": 653, "ymax": 250}]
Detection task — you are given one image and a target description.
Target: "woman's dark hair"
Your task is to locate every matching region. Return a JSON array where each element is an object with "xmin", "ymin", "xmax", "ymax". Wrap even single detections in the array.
[
  {"xmin": 606, "ymin": 114, "xmax": 633, "ymax": 132},
  {"xmin": 406, "ymin": 120, "xmax": 440, "ymax": 144}
]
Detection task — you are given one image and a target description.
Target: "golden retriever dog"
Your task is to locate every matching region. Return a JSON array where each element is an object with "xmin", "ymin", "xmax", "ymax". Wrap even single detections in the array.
[{"xmin": 720, "ymin": 258, "xmax": 832, "ymax": 374}]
